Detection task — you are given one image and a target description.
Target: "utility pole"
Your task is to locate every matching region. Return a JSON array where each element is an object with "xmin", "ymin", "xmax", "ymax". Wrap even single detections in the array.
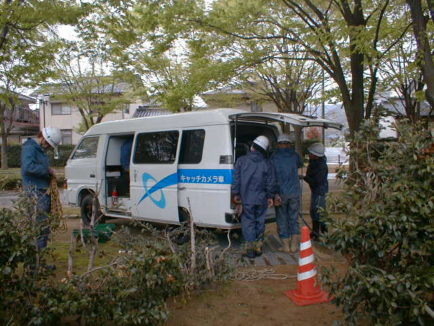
[
  {"xmin": 39, "ymin": 94, "xmax": 49, "ymax": 129},
  {"xmin": 321, "ymin": 70, "xmax": 325, "ymax": 144}
]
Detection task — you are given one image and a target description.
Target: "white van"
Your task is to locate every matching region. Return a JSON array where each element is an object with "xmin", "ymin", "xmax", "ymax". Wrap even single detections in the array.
[{"xmin": 64, "ymin": 109, "xmax": 342, "ymax": 229}]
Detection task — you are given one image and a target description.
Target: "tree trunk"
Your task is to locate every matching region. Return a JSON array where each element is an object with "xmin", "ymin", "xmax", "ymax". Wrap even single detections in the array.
[
  {"xmin": 293, "ymin": 125, "xmax": 303, "ymax": 157},
  {"xmin": 0, "ymin": 110, "xmax": 8, "ymax": 169},
  {"xmin": 407, "ymin": 0, "xmax": 434, "ymax": 109},
  {"xmin": 1, "ymin": 133, "xmax": 8, "ymax": 169}
]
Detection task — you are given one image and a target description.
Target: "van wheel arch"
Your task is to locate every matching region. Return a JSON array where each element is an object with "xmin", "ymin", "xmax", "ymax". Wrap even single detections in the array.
[
  {"xmin": 173, "ymin": 207, "xmax": 191, "ymax": 245},
  {"xmin": 178, "ymin": 207, "xmax": 191, "ymax": 224},
  {"xmin": 80, "ymin": 190, "xmax": 105, "ymax": 226}
]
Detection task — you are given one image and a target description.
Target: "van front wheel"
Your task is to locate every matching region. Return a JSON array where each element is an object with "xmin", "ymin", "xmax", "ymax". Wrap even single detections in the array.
[{"xmin": 80, "ymin": 193, "xmax": 104, "ymax": 226}]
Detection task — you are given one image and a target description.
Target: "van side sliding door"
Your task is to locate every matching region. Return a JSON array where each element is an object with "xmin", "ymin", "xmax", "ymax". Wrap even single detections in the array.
[{"xmin": 130, "ymin": 130, "xmax": 180, "ymax": 223}]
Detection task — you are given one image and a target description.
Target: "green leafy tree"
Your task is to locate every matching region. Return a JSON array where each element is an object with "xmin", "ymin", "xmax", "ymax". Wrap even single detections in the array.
[
  {"xmin": 76, "ymin": 0, "xmax": 240, "ymax": 112},
  {"xmin": 235, "ymin": 40, "xmax": 324, "ymax": 115},
  {"xmin": 0, "ymin": 0, "xmax": 85, "ymax": 168},
  {"xmin": 406, "ymin": 0, "xmax": 434, "ymax": 109},
  {"xmin": 322, "ymin": 120, "xmax": 434, "ymax": 324},
  {"xmin": 49, "ymin": 43, "xmax": 138, "ymax": 131},
  {"xmin": 379, "ymin": 36, "xmax": 427, "ymax": 122},
  {"xmin": 202, "ymin": 0, "xmax": 409, "ymax": 136}
]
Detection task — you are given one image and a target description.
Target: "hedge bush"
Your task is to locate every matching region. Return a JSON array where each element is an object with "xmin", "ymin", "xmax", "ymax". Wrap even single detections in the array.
[
  {"xmin": 1, "ymin": 144, "xmax": 75, "ymax": 168},
  {"xmin": 0, "ymin": 174, "xmax": 65, "ymax": 191},
  {"xmin": 322, "ymin": 120, "xmax": 434, "ymax": 325}
]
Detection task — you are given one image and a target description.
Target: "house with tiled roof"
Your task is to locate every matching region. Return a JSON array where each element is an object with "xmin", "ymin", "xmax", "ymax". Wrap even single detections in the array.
[{"xmin": 0, "ymin": 88, "xmax": 39, "ymax": 144}]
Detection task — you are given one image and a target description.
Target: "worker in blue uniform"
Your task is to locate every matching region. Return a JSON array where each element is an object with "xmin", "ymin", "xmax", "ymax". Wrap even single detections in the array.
[
  {"xmin": 232, "ymin": 135, "xmax": 276, "ymax": 259},
  {"xmin": 21, "ymin": 127, "xmax": 61, "ymax": 250}
]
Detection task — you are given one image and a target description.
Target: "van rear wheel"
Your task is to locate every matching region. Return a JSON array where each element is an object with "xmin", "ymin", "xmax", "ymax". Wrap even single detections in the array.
[{"xmin": 80, "ymin": 193, "xmax": 105, "ymax": 226}]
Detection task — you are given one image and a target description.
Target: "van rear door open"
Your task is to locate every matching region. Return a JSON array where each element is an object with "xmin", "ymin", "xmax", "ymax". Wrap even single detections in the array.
[
  {"xmin": 130, "ymin": 130, "xmax": 180, "ymax": 223},
  {"xmin": 229, "ymin": 112, "xmax": 343, "ymax": 130}
]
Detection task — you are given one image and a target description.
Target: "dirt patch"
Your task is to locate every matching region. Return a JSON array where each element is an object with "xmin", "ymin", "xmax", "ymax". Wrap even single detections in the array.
[
  {"xmin": 165, "ymin": 240, "xmax": 347, "ymax": 326},
  {"xmin": 52, "ymin": 210, "xmax": 347, "ymax": 326},
  {"xmin": 166, "ymin": 262, "xmax": 346, "ymax": 326}
]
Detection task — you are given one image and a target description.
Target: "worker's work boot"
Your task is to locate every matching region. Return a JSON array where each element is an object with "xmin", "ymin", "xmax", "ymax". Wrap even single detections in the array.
[
  {"xmin": 311, "ymin": 221, "xmax": 320, "ymax": 240},
  {"xmin": 255, "ymin": 240, "xmax": 263, "ymax": 257},
  {"xmin": 290, "ymin": 235, "xmax": 299, "ymax": 253},
  {"xmin": 279, "ymin": 238, "xmax": 291, "ymax": 253},
  {"xmin": 243, "ymin": 242, "xmax": 256, "ymax": 259}
]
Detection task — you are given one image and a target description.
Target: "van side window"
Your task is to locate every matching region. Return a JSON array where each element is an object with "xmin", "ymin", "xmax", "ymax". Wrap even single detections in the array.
[
  {"xmin": 134, "ymin": 131, "xmax": 179, "ymax": 164},
  {"xmin": 179, "ymin": 129, "xmax": 205, "ymax": 164},
  {"xmin": 71, "ymin": 136, "xmax": 99, "ymax": 159}
]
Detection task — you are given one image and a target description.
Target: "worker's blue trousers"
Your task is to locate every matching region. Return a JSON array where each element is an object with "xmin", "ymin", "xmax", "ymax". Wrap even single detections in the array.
[{"xmin": 241, "ymin": 204, "xmax": 268, "ymax": 242}]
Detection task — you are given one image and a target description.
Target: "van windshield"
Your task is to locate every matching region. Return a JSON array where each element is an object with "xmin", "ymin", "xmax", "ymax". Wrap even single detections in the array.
[{"xmin": 71, "ymin": 136, "xmax": 99, "ymax": 159}]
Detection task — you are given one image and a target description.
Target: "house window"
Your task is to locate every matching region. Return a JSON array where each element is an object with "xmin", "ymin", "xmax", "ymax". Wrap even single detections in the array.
[
  {"xmin": 61, "ymin": 129, "xmax": 72, "ymax": 145},
  {"xmin": 134, "ymin": 131, "xmax": 179, "ymax": 164},
  {"xmin": 51, "ymin": 103, "xmax": 71, "ymax": 115},
  {"xmin": 179, "ymin": 129, "xmax": 205, "ymax": 164}
]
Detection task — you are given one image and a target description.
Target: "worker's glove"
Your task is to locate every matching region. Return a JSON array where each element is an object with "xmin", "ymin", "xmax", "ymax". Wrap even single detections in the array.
[
  {"xmin": 232, "ymin": 195, "xmax": 242, "ymax": 204},
  {"xmin": 274, "ymin": 194, "xmax": 282, "ymax": 206},
  {"xmin": 234, "ymin": 204, "xmax": 243, "ymax": 216}
]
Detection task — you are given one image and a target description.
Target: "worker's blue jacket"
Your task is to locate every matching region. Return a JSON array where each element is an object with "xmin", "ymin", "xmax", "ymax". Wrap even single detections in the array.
[
  {"xmin": 232, "ymin": 151, "xmax": 275, "ymax": 205},
  {"xmin": 270, "ymin": 148, "xmax": 303, "ymax": 198},
  {"xmin": 304, "ymin": 156, "xmax": 328, "ymax": 195},
  {"xmin": 21, "ymin": 138, "xmax": 51, "ymax": 190},
  {"xmin": 120, "ymin": 138, "xmax": 133, "ymax": 171}
]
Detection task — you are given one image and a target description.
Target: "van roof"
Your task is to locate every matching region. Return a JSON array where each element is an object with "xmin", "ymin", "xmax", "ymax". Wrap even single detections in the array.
[
  {"xmin": 84, "ymin": 108, "xmax": 343, "ymax": 136},
  {"xmin": 84, "ymin": 108, "xmax": 244, "ymax": 136}
]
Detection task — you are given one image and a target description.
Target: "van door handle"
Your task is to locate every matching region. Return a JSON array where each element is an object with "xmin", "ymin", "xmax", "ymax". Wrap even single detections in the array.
[
  {"xmin": 178, "ymin": 186, "xmax": 186, "ymax": 190},
  {"xmin": 90, "ymin": 174, "xmax": 95, "ymax": 178}
]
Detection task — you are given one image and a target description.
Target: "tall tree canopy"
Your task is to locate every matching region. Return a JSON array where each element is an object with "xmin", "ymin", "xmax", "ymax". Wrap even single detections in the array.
[
  {"xmin": 0, "ymin": 0, "xmax": 85, "ymax": 168},
  {"xmin": 198, "ymin": 0, "xmax": 410, "ymax": 135}
]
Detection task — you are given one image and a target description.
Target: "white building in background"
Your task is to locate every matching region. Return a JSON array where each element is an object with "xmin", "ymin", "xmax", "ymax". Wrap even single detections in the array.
[{"xmin": 33, "ymin": 82, "xmax": 144, "ymax": 145}]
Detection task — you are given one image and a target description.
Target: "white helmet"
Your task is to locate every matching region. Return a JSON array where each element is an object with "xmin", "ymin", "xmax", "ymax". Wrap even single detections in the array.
[
  {"xmin": 278, "ymin": 133, "xmax": 296, "ymax": 143},
  {"xmin": 253, "ymin": 135, "xmax": 269, "ymax": 150},
  {"xmin": 42, "ymin": 127, "xmax": 62, "ymax": 149},
  {"xmin": 308, "ymin": 142, "xmax": 325, "ymax": 157}
]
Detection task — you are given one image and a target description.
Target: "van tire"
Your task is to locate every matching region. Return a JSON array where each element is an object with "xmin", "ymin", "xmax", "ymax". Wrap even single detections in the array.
[{"xmin": 80, "ymin": 193, "xmax": 105, "ymax": 226}]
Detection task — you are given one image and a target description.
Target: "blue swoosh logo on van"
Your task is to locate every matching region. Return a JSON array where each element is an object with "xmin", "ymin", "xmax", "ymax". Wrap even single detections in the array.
[
  {"xmin": 138, "ymin": 169, "xmax": 233, "ymax": 208},
  {"xmin": 138, "ymin": 172, "xmax": 177, "ymax": 208}
]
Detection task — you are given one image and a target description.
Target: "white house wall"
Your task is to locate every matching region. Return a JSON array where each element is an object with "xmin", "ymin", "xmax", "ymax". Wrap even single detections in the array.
[{"xmin": 40, "ymin": 102, "xmax": 142, "ymax": 145}]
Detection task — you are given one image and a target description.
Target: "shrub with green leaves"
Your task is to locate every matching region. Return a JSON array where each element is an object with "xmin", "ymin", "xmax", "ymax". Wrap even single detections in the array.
[
  {"xmin": 36, "ymin": 241, "xmax": 184, "ymax": 325},
  {"xmin": 0, "ymin": 198, "xmax": 235, "ymax": 325},
  {"xmin": 1, "ymin": 144, "xmax": 75, "ymax": 168},
  {"xmin": 0, "ymin": 203, "xmax": 55, "ymax": 325},
  {"xmin": 0, "ymin": 206, "xmax": 183, "ymax": 325},
  {"xmin": 322, "ymin": 120, "xmax": 434, "ymax": 325}
]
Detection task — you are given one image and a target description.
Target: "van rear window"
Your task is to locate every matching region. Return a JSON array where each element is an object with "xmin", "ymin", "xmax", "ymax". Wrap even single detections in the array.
[
  {"xmin": 134, "ymin": 131, "xmax": 179, "ymax": 164},
  {"xmin": 179, "ymin": 129, "xmax": 205, "ymax": 164},
  {"xmin": 71, "ymin": 136, "xmax": 99, "ymax": 159}
]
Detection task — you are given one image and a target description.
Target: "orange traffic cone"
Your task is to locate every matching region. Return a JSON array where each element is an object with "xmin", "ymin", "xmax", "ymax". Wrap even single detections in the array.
[{"xmin": 285, "ymin": 226, "xmax": 331, "ymax": 306}]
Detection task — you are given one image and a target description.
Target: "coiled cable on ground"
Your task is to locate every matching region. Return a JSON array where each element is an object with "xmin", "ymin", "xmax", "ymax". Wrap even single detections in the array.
[{"xmin": 234, "ymin": 268, "xmax": 296, "ymax": 281}]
